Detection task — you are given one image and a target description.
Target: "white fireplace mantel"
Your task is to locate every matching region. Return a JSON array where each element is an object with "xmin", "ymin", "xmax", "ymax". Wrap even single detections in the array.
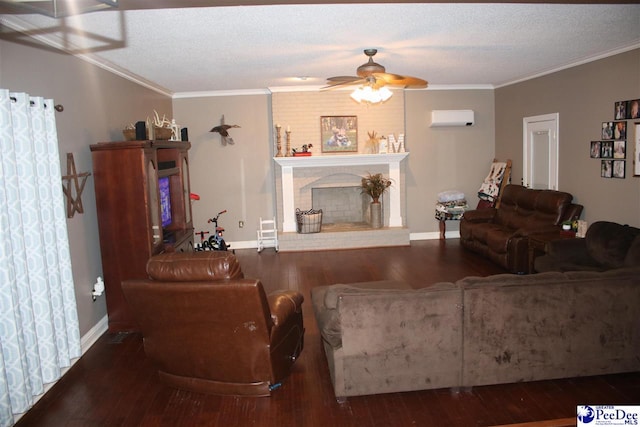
[{"xmin": 274, "ymin": 153, "xmax": 409, "ymax": 232}]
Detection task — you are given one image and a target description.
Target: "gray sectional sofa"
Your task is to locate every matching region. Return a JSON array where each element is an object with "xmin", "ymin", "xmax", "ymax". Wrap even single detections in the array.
[{"xmin": 311, "ymin": 269, "xmax": 640, "ymax": 399}]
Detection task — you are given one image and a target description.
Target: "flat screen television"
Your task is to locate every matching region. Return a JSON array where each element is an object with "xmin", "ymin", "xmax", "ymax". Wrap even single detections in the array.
[{"xmin": 158, "ymin": 176, "xmax": 172, "ymax": 228}]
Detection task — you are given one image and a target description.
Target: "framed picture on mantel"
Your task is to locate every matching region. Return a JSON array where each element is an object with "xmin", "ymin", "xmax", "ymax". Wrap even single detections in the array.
[{"xmin": 320, "ymin": 116, "xmax": 357, "ymax": 153}]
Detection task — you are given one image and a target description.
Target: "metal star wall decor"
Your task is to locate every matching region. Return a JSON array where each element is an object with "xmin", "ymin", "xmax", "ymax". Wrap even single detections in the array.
[
  {"xmin": 62, "ymin": 153, "xmax": 90, "ymax": 218},
  {"xmin": 209, "ymin": 114, "xmax": 240, "ymax": 146}
]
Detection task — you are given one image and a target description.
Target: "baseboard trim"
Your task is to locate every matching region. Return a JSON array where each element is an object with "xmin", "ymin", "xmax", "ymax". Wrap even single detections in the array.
[
  {"xmin": 228, "ymin": 231, "xmax": 451, "ymax": 250},
  {"xmin": 410, "ymin": 231, "xmax": 460, "ymax": 240},
  {"xmin": 81, "ymin": 315, "xmax": 109, "ymax": 354}
]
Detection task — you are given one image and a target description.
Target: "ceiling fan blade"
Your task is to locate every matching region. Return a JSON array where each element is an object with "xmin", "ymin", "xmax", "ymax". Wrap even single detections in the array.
[
  {"xmin": 374, "ymin": 73, "xmax": 428, "ymax": 88},
  {"xmin": 326, "ymin": 76, "xmax": 360, "ymax": 82},
  {"xmin": 322, "ymin": 77, "xmax": 366, "ymax": 90}
]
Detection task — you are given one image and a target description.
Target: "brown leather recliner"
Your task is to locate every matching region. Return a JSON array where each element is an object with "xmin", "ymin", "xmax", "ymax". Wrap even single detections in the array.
[
  {"xmin": 121, "ymin": 251, "xmax": 304, "ymax": 397},
  {"xmin": 460, "ymin": 184, "xmax": 583, "ymax": 274}
]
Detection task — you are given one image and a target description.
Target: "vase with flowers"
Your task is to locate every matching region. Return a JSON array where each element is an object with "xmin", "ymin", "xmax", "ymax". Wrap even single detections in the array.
[{"xmin": 361, "ymin": 172, "xmax": 392, "ymax": 228}]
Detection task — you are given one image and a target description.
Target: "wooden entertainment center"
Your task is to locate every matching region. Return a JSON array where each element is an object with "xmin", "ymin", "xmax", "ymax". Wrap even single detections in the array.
[{"xmin": 91, "ymin": 140, "xmax": 194, "ymax": 332}]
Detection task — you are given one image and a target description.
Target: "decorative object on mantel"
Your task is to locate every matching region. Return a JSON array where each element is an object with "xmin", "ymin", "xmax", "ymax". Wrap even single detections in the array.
[
  {"xmin": 275, "ymin": 124, "xmax": 283, "ymax": 157},
  {"xmin": 397, "ymin": 134, "xmax": 405, "ymax": 153},
  {"xmin": 61, "ymin": 153, "xmax": 90, "ymax": 218},
  {"xmin": 386, "ymin": 133, "xmax": 406, "ymax": 153},
  {"xmin": 321, "ymin": 116, "xmax": 358, "ymax": 153},
  {"xmin": 361, "ymin": 172, "xmax": 392, "ymax": 229},
  {"xmin": 210, "ymin": 114, "xmax": 240, "ymax": 146},
  {"xmin": 364, "ymin": 131, "xmax": 379, "ymax": 154},
  {"xmin": 380, "ymin": 135, "xmax": 389, "ymax": 154},
  {"xmin": 292, "ymin": 144, "xmax": 313, "ymax": 156},
  {"xmin": 285, "ymin": 126, "xmax": 292, "ymax": 157}
]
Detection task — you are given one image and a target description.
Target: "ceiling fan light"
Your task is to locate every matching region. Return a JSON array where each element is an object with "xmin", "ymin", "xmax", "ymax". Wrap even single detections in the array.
[
  {"xmin": 379, "ymin": 86, "xmax": 393, "ymax": 102},
  {"xmin": 350, "ymin": 85, "xmax": 393, "ymax": 104},
  {"xmin": 350, "ymin": 87, "xmax": 365, "ymax": 103}
]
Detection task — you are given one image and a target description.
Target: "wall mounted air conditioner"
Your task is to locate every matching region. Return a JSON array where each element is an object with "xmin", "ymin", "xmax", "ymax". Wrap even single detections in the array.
[{"xmin": 430, "ymin": 110, "xmax": 475, "ymax": 127}]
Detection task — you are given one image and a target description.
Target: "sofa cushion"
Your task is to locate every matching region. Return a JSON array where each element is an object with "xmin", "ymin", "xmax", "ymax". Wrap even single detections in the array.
[
  {"xmin": 532, "ymin": 190, "xmax": 572, "ymax": 225},
  {"xmin": 312, "ymin": 280, "xmax": 412, "ymax": 349},
  {"xmin": 586, "ymin": 221, "xmax": 640, "ymax": 269},
  {"xmin": 470, "ymin": 222, "xmax": 504, "ymax": 243},
  {"xmin": 485, "ymin": 228, "xmax": 515, "ymax": 254}
]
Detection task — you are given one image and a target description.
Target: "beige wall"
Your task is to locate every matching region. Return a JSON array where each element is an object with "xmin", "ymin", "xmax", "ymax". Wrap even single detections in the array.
[
  {"xmin": 0, "ymin": 39, "xmax": 172, "ymax": 337},
  {"xmin": 496, "ymin": 48, "xmax": 640, "ymax": 227},
  {"xmin": 173, "ymin": 95, "xmax": 273, "ymax": 243},
  {"xmin": 405, "ymin": 89, "xmax": 496, "ymax": 235}
]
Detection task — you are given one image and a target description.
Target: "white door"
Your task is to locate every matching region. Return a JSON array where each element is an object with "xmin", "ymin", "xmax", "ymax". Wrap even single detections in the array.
[{"xmin": 523, "ymin": 113, "xmax": 559, "ymax": 190}]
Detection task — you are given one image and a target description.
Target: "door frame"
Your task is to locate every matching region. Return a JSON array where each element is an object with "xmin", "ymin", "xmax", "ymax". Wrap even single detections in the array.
[{"xmin": 522, "ymin": 113, "xmax": 559, "ymax": 190}]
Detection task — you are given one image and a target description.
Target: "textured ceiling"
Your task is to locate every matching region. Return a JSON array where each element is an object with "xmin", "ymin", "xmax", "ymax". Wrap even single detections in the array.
[{"xmin": 1, "ymin": 3, "xmax": 639, "ymax": 96}]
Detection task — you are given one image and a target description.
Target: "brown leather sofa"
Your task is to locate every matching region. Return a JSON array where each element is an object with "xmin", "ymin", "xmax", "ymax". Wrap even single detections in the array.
[
  {"xmin": 121, "ymin": 251, "xmax": 304, "ymax": 397},
  {"xmin": 460, "ymin": 184, "xmax": 583, "ymax": 274}
]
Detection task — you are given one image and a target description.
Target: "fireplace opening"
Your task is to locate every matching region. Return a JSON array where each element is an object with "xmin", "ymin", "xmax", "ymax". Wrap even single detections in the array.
[{"xmin": 312, "ymin": 186, "xmax": 369, "ymax": 226}]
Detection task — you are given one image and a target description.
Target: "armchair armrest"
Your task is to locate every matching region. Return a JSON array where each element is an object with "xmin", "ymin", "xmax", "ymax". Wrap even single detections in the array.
[
  {"xmin": 268, "ymin": 290, "xmax": 304, "ymax": 326},
  {"xmin": 462, "ymin": 207, "xmax": 497, "ymax": 222}
]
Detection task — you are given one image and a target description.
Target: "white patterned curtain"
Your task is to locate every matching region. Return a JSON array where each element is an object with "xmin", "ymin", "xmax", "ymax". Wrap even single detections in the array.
[{"xmin": 0, "ymin": 89, "xmax": 81, "ymax": 426}]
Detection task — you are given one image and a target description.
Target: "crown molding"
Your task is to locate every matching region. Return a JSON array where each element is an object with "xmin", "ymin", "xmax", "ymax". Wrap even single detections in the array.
[
  {"xmin": 496, "ymin": 42, "xmax": 640, "ymax": 88},
  {"xmin": 172, "ymin": 89, "xmax": 271, "ymax": 99}
]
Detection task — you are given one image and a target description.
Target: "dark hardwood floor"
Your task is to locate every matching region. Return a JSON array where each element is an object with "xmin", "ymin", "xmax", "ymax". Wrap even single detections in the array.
[{"xmin": 16, "ymin": 240, "xmax": 640, "ymax": 427}]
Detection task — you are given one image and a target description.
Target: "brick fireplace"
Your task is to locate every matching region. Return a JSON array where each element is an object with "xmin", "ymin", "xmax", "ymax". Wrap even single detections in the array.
[{"xmin": 274, "ymin": 153, "xmax": 409, "ymax": 251}]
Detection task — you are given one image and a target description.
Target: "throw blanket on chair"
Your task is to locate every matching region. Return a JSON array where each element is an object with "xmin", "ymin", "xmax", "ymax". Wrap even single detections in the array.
[{"xmin": 478, "ymin": 162, "xmax": 508, "ymax": 203}]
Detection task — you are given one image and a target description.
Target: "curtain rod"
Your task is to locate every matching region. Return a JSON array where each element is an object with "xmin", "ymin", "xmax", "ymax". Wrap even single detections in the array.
[{"xmin": 8, "ymin": 96, "xmax": 64, "ymax": 112}]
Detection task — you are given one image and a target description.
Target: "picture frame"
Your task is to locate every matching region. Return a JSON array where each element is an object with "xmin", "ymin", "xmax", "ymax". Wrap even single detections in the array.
[
  {"xmin": 590, "ymin": 141, "xmax": 601, "ymax": 158},
  {"xmin": 615, "ymin": 101, "xmax": 627, "ymax": 120},
  {"xmin": 320, "ymin": 116, "xmax": 358, "ymax": 153},
  {"xmin": 600, "ymin": 141, "xmax": 613, "ymax": 159},
  {"xmin": 612, "ymin": 160, "xmax": 625, "ymax": 179},
  {"xmin": 613, "ymin": 140, "xmax": 626, "ymax": 159},
  {"xmin": 613, "ymin": 121, "xmax": 626, "ymax": 140},
  {"xmin": 628, "ymin": 99, "xmax": 640, "ymax": 119},
  {"xmin": 601, "ymin": 160, "xmax": 612, "ymax": 178},
  {"xmin": 602, "ymin": 122, "xmax": 614, "ymax": 140},
  {"xmin": 634, "ymin": 122, "xmax": 640, "ymax": 177}
]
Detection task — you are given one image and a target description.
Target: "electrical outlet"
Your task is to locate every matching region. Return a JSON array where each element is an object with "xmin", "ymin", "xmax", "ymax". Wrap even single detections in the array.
[{"xmin": 239, "ymin": 220, "xmax": 244, "ymax": 228}]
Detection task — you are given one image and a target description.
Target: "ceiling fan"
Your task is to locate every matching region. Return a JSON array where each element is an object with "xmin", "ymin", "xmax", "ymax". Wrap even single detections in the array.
[{"xmin": 324, "ymin": 48, "xmax": 428, "ymax": 90}]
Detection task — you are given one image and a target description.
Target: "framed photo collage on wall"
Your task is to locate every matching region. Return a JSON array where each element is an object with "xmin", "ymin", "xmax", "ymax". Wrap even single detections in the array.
[{"xmin": 590, "ymin": 98, "xmax": 640, "ymax": 178}]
